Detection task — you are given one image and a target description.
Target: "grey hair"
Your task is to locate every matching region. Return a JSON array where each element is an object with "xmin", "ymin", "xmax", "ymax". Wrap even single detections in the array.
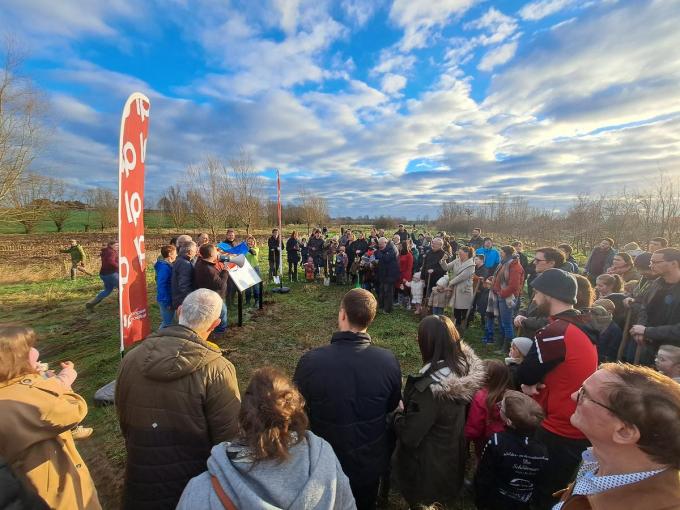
[
  {"xmin": 179, "ymin": 289, "xmax": 223, "ymax": 332},
  {"xmin": 378, "ymin": 237, "xmax": 388, "ymax": 244},
  {"xmin": 432, "ymin": 237, "xmax": 443, "ymax": 245},
  {"xmin": 179, "ymin": 241, "xmax": 197, "ymax": 257},
  {"xmin": 176, "ymin": 234, "xmax": 193, "ymax": 248}
]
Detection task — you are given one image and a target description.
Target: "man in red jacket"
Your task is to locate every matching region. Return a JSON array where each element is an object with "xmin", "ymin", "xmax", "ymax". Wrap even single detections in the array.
[
  {"xmin": 86, "ymin": 240, "xmax": 119, "ymax": 310},
  {"xmin": 518, "ymin": 268, "xmax": 599, "ymax": 510}
]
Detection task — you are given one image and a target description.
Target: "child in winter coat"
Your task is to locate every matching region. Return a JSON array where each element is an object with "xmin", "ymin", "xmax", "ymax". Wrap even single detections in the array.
[
  {"xmin": 428, "ymin": 275, "xmax": 450, "ymax": 315},
  {"xmin": 465, "ymin": 360, "xmax": 511, "ymax": 459},
  {"xmin": 505, "ymin": 337, "xmax": 533, "ymax": 390},
  {"xmin": 303, "ymin": 256, "xmax": 315, "ymax": 282},
  {"xmin": 300, "ymin": 237, "xmax": 308, "ymax": 262},
  {"xmin": 335, "ymin": 246, "xmax": 348, "ymax": 284},
  {"xmin": 359, "ymin": 250, "xmax": 376, "ymax": 292},
  {"xmin": 474, "ymin": 390, "xmax": 549, "ymax": 510},
  {"xmin": 405, "ymin": 271, "xmax": 425, "ymax": 315}
]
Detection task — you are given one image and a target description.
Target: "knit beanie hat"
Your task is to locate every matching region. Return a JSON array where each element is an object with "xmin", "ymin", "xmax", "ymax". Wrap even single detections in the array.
[
  {"xmin": 511, "ymin": 337, "xmax": 534, "ymax": 357},
  {"xmin": 531, "ymin": 268, "xmax": 577, "ymax": 304},
  {"xmin": 634, "ymin": 251, "xmax": 652, "ymax": 269},
  {"xmin": 436, "ymin": 276, "xmax": 449, "ymax": 287}
]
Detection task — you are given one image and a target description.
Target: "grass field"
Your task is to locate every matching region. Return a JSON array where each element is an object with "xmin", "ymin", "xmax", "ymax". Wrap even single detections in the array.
[{"xmin": 0, "ymin": 254, "xmax": 502, "ymax": 509}]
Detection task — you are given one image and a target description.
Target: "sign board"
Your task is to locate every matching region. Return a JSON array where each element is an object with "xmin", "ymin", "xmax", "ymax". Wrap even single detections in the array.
[
  {"xmin": 226, "ymin": 258, "xmax": 262, "ymax": 292},
  {"xmin": 118, "ymin": 92, "xmax": 151, "ymax": 351}
]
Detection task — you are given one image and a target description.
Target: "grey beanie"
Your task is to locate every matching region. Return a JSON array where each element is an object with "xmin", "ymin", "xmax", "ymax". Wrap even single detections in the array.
[
  {"xmin": 512, "ymin": 337, "xmax": 534, "ymax": 356},
  {"xmin": 531, "ymin": 268, "xmax": 577, "ymax": 304}
]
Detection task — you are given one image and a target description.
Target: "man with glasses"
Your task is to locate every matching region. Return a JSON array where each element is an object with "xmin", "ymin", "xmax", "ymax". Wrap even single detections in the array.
[
  {"xmin": 628, "ymin": 247, "xmax": 680, "ymax": 365},
  {"xmin": 516, "ymin": 247, "xmax": 567, "ymax": 339},
  {"xmin": 517, "ymin": 268, "xmax": 598, "ymax": 509},
  {"xmin": 554, "ymin": 363, "xmax": 680, "ymax": 509}
]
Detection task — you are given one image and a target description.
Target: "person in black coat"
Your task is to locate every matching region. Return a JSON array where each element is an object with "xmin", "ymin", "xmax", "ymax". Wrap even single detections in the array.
[
  {"xmin": 374, "ymin": 238, "xmax": 401, "ymax": 313},
  {"xmin": 268, "ymin": 228, "xmax": 282, "ymax": 281},
  {"xmin": 420, "ymin": 237, "xmax": 447, "ymax": 296},
  {"xmin": 285, "ymin": 231, "xmax": 301, "ymax": 281},
  {"xmin": 0, "ymin": 457, "xmax": 49, "ymax": 510},
  {"xmin": 307, "ymin": 230, "xmax": 325, "ymax": 276},
  {"xmin": 171, "ymin": 242, "xmax": 197, "ymax": 310},
  {"xmin": 293, "ymin": 289, "xmax": 401, "ymax": 510}
]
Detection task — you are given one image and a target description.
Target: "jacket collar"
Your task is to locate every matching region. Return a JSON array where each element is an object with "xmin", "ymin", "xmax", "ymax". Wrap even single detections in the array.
[{"xmin": 330, "ymin": 330, "xmax": 371, "ymax": 345}]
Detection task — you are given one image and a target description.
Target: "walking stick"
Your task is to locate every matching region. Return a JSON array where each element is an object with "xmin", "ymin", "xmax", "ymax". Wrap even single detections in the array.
[
  {"xmin": 423, "ymin": 272, "xmax": 432, "ymax": 313},
  {"xmin": 463, "ymin": 278, "xmax": 481, "ymax": 331},
  {"xmin": 616, "ymin": 308, "xmax": 633, "ymax": 361},
  {"xmin": 633, "ymin": 343, "xmax": 643, "ymax": 365}
]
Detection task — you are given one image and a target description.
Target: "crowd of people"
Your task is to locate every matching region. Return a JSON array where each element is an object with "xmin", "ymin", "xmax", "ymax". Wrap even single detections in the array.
[{"xmin": 1, "ymin": 226, "xmax": 680, "ymax": 510}]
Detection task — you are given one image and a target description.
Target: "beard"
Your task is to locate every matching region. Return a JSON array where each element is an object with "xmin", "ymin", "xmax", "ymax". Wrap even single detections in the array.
[{"xmin": 535, "ymin": 300, "xmax": 551, "ymax": 316}]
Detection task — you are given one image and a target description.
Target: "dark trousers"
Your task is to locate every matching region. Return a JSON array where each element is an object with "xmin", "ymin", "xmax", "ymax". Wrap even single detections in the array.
[
  {"xmin": 350, "ymin": 478, "xmax": 379, "ymax": 510},
  {"xmin": 453, "ymin": 308, "xmax": 468, "ymax": 327},
  {"xmin": 379, "ymin": 281, "xmax": 394, "ymax": 313},
  {"xmin": 534, "ymin": 427, "xmax": 590, "ymax": 510},
  {"xmin": 288, "ymin": 261, "xmax": 298, "ymax": 281}
]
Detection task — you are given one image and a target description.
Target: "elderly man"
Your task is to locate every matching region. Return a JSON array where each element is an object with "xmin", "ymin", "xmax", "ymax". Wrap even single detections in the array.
[
  {"xmin": 171, "ymin": 241, "xmax": 197, "ymax": 311},
  {"xmin": 554, "ymin": 363, "xmax": 680, "ymax": 509},
  {"xmin": 374, "ymin": 237, "xmax": 400, "ymax": 313},
  {"xmin": 419, "ymin": 237, "xmax": 447, "ymax": 296},
  {"xmin": 116, "ymin": 288, "xmax": 241, "ymax": 510}
]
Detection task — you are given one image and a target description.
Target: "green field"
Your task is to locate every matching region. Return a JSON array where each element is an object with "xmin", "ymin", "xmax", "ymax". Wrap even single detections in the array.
[{"xmin": 0, "ymin": 255, "xmax": 500, "ymax": 509}]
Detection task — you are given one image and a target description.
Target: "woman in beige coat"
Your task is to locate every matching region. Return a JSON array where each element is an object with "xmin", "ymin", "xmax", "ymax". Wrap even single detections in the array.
[
  {"xmin": 0, "ymin": 325, "xmax": 100, "ymax": 510},
  {"xmin": 441, "ymin": 246, "xmax": 476, "ymax": 327}
]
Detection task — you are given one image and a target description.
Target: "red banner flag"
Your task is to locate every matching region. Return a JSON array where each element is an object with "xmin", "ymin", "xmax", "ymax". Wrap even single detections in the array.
[{"xmin": 118, "ymin": 93, "xmax": 151, "ymax": 351}]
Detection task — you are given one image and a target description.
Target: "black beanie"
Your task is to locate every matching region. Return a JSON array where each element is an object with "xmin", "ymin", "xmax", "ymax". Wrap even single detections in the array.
[
  {"xmin": 634, "ymin": 252, "xmax": 652, "ymax": 269},
  {"xmin": 531, "ymin": 268, "xmax": 577, "ymax": 305}
]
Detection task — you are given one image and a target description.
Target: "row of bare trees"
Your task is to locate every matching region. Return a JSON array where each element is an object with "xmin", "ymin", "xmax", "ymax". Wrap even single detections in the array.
[{"xmin": 436, "ymin": 175, "xmax": 680, "ymax": 251}]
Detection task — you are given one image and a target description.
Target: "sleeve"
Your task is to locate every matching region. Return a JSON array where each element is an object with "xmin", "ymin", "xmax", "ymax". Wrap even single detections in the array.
[
  {"xmin": 499, "ymin": 265, "xmax": 523, "ymax": 298},
  {"xmin": 464, "ymin": 391, "xmax": 488, "ymax": 441},
  {"xmin": 517, "ymin": 339, "xmax": 562, "ymax": 386},
  {"xmin": 78, "ymin": 246, "xmax": 86, "ymax": 261},
  {"xmin": 30, "ymin": 379, "xmax": 88, "ymax": 436},
  {"xmin": 178, "ymin": 264, "xmax": 194, "ymax": 295},
  {"xmin": 205, "ymin": 361, "xmax": 241, "ymax": 444},
  {"xmin": 449, "ymin": 265, "xmax": 473, "ymax": 287},
  {"xmin": 393, "ymin": 389, "xmax": 437, "ymax": 449},
  {"xmin": 406, "ymin": 253, "xmax": 413, "ymax": 277},
  {"xmin": 645, "ymin": 324, "xmax": 680, "ymax": 348},
  {"xmin": 474, "ymin": 434, "xmax": 501, "ymax": 508},
  {"xmin": 584, "ymin": 250, "xmax": 593, "ymax": 274},
  {"xmin": 521, "ymin": 316, "xmax": 549, "ymax": 335},
  {"xmin": 387, "ymin": 358, "xmax": 402, "ymax": 413}
]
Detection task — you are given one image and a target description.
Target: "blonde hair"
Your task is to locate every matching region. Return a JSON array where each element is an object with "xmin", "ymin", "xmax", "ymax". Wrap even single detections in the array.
[
  {"xmin": 0, "ymin": 325, "xmax": 38, "ymax": 381},
  {"xmin": 658, "ymin": 345, "xmax": 680, "ymax": 365}
]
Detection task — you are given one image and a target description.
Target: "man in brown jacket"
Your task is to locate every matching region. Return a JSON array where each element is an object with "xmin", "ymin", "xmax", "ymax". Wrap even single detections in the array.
[
  {"xmin": 116, "ymin": 288, "xmax": 241, "ymax": 510},
  {"xmin": 193, "ymin": 244, "xmax": 229, "ymax": 334},
  {"xmin": 555, "ymin": 363, "xmax": 680, "ymax": 510}
]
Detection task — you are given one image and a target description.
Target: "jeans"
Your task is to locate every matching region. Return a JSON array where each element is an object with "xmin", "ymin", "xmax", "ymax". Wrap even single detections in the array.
[
  {"xmin": 95, "ymin": 273, "xmax": 118, "ymax": 302},
  {"xmin": 484, "ymin": 294, "xmax": 515, "ymax": 345},
  {"xmin": 432, "ymin": 306, "xmax": 444, "ymax": 315},
  {"xmin": 215, "ymin": 301, "xmax": 228, "ymax": 333},
  {"xmin": 245, "ymin": 267, "xmax": 261, "ymax": 304},
  {"xmin": 158, "ymin": 303, "xmax": 174, "ymax": 329}
]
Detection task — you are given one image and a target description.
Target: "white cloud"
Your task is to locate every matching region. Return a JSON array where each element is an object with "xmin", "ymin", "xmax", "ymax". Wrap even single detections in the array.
[
  {"xmin": 341, "ymin": 0, "xmax": 381, "ymax": 27},
  {"xmin": 381, "ymin": 74, "xmax": 407, "ymax": 95},
  {"xmin": 478, "ymin": 41, "xmax": 518, "ymax": 71},
  {"xmin": 389, "ymin": 0, "xmax": 478, "ymax": 51},
  {"xmin": 372, "ymin": 50, "xmax": 417, "ymax": 75},
  {"xmin": 465, "ymin": 7, "xmax": 518, "ymax": 46},
  {"xmin": 519, "ymin": 0, "xmax": 577, "ymax": 21}
]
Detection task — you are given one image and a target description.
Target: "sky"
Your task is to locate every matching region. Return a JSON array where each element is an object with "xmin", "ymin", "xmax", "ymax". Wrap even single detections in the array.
[{"xmin": 2, "ymin": 0, "xmax": 680, "ymax": 218}]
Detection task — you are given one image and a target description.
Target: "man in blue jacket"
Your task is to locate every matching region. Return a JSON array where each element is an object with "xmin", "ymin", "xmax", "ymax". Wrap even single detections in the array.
[
  {"xmin": 154, "ymin": 244, "xmax": 176, "ymax": 328},
  {"xmin": 294, "ymin": 289, "xmax": 402, "ymax": 510},
  {"xmin": 476, "ymin": 237, "xmax": 501, "ymax": 271}
]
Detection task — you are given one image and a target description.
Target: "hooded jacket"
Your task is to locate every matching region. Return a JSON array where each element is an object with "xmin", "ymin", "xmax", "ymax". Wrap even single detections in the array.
[
  {"xmin": 176, "ymin": 432, "xmax": 356, "ymax": 510},
  {"xmin": 116, "ymin": 325, "xmax": 241, "ymax": 510},
  {"xmin": 154, "ymin": 259, "xmax": 173, "ymax": 306},
  {"xmin": 393, "ymin": 343, "xmax": 485, "ymax": 507},
  {"xmin": 293, "ymin": 331, "xmax": 401, "ymax": 486},
  {"xmin": 0, "ymin": 375, "xmax": 100, "ymax": 510}
]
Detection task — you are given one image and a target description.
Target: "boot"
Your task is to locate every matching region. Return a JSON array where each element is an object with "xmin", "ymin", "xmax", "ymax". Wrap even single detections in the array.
[{"xmin": 85, "ymin": 298, "xmax": 101, "ymax": 310}]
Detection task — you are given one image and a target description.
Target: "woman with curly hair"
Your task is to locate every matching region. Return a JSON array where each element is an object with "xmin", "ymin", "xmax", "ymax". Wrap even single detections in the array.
[{"xmin": 178, "ymin": 367, "xmax": 355, "ymax": 509}]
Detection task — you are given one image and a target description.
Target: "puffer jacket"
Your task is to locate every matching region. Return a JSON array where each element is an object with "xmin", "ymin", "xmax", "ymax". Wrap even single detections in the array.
[
  {"xmin": 171, "ymin": 255, "xmax": 195, "ymax": 309},
  {"xmin": 393, "ymin": 343, "xmax": 485, "ymax": 508},
  {"xmin": 154, "ymin": 259, "xmax": 173, "ymax": 307},
  {"xmin": 0, "ymin": 375, "xmax": 100, "ymax": 510},
  {"xmin": 116, "ymin": 325, "xmax": 241, "ymax": 510}
]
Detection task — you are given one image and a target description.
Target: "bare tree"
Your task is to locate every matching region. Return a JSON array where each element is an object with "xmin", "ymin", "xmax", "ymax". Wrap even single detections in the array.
[
  {"xmin": 83, "ymin": 187, "xmax": 117, "ymax": 231},
  {"xmin": 229, "ymin": 149, "xmax": 263, "ymax": 234},
  {"xmin": 9, "ymin": 172, "xmax": 55, "ymax": 232},
  {"xmin": 159, "ymin": 184, "xmax": 189, "ymax": 230},
  {"xmin": 297, "ymin": 187, "xmax": 329, "ymax": 234},
  {"xmin": 185, "ymin": 157, "xmax": 234, "ymax": 238},
  {"xmin": 44, "ymin": 176, "xmax": 71, "ymax": 231},
  {"xmin": 0, "ymin": 38, "xmax": 45, "ymax": 223}
]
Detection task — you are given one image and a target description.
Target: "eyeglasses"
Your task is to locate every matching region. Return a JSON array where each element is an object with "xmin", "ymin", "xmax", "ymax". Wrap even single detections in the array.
[
  {"xmin": 650, "ymin": 259, "xmax": 666, "ymax": 265},
  {"xmin": 576, "ymin": 386, "xmax": 618, "ymax": 415},
  {"xmin": 534, "ymin": 258, "xmax": 547, "ymax": 263}
]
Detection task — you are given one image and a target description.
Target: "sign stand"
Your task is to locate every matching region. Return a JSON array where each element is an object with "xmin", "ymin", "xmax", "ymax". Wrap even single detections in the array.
[{"xmin": 272, "ymin": 169, "xmax": 290, "ymax": 294}]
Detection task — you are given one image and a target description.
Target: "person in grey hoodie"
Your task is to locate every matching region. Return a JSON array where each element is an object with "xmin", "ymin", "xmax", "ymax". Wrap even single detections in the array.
[{"xmin": 177, "ymin": 367, "xmax": 356, "ymax": 510}]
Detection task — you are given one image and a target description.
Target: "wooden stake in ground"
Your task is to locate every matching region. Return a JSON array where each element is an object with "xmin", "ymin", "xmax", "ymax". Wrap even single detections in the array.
[{"xmin": 616, "ymin": 308, "xmax": 633, "ymax": 361}]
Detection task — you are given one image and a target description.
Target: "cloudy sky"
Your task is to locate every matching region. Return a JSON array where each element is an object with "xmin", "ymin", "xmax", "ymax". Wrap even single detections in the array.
[{"xmin": 2, "ymin": 0, "xmax": 679, "ymax": 218}]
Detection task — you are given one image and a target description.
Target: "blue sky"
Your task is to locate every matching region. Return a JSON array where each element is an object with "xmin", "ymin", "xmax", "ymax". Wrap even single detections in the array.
[{"xmin": 2, "ymin": 0, "xmax": 679, "ymax": 218}]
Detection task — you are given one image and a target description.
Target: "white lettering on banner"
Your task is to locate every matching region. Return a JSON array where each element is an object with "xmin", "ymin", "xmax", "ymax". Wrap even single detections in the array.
[
  {"xmin": 135, "ymin": 97, "xmax": 150, "ymax": 122},
  {"xmin": 121, "ymin": 141, "xmax": 136, "ymax": 178},
  {"xmin": 120, "ymin": 255, "xmax": 129, "ymax": 286},
  {"xmin": 124, "ymin": 191, "xmax": 142, "ymax": 227},
  {"xmin": 139, "ymin": 133, "xmax": 146, "ymax": 164},
  {"xmin": 133, "ymin": 235, "xmax": 146, "ymax": 269},
  {"xmin": 123, "ymin": 308, "xmax": 148, "ymax": 329}
]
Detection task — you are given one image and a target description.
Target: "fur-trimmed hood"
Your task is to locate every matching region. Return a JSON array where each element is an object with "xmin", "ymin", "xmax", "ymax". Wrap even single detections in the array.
[{"xmin": 420, "ymin": 342, "xmax": 485, "ymax": 401}]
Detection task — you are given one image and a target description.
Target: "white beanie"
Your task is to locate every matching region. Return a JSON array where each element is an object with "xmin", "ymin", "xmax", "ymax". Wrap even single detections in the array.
[
  {"xmin": 436, "ymin": 275, "xmax": 449, "ymax": 287},
  {"xmin": 512, "ymin": 337, "xmax": 534, "ymax": 356},
  {"xmin": 413, "ymin": 271, "xmax": 421, "ymax": 281}
]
